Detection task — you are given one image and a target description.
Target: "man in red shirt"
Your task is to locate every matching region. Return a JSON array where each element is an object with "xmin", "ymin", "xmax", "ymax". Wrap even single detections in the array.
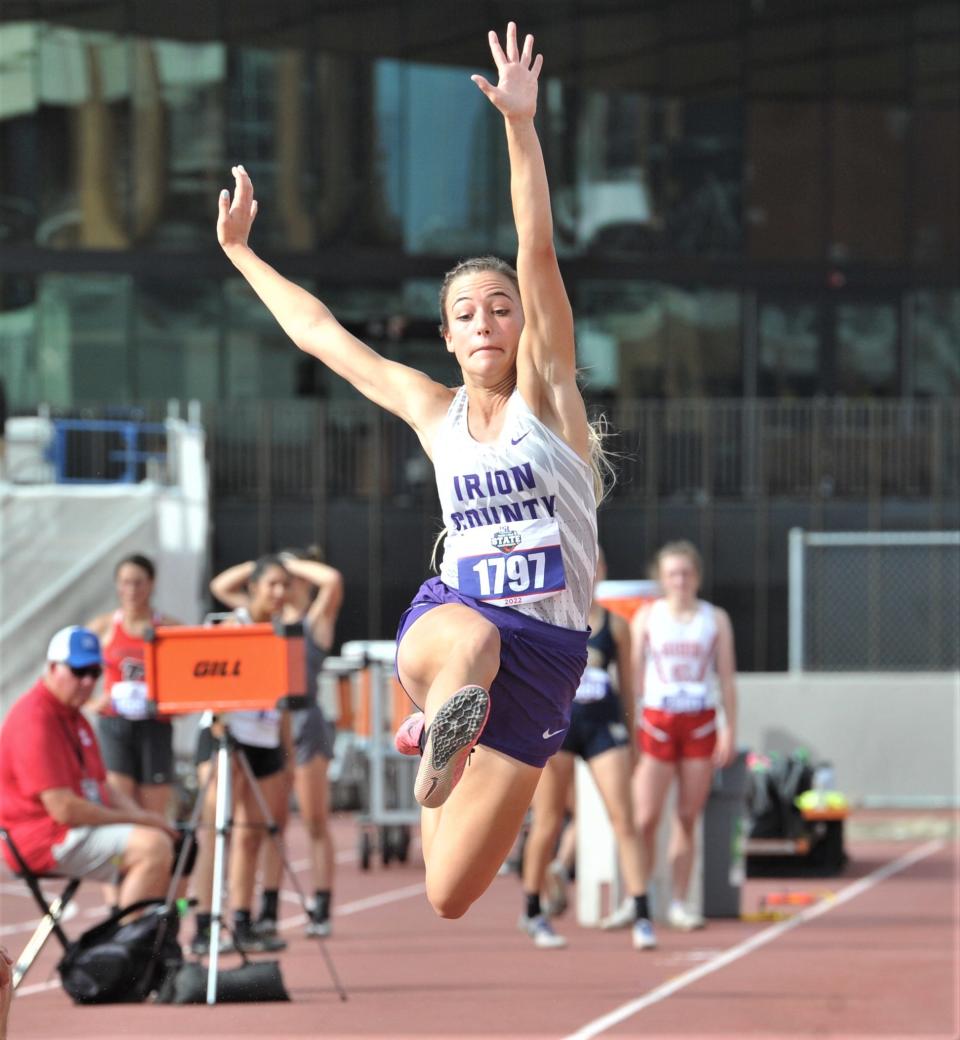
[{"xmin": 0, "ymin": 627, "xmax": 174, "ymax": 905}]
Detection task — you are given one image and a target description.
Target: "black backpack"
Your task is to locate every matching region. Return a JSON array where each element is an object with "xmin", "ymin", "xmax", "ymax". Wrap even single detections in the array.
[
  {"xmin": 58, "ymin": 898, "xmax": 183, "ymax": 1004},
  {"xmin": 747, "ymin": 752, "xmax": 814, "ymax": 840}
]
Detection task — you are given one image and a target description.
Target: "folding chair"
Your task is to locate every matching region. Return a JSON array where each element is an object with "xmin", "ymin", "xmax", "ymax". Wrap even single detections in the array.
[{"xmin": 0, "ymin": 826, "xmax": 82, "ymax": 990}]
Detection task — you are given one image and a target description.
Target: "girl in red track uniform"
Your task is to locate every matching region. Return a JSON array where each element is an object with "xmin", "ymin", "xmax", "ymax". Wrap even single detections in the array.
[{"xmin": 630, "ymin": 541, "xmax": 738, "ymax": 931}]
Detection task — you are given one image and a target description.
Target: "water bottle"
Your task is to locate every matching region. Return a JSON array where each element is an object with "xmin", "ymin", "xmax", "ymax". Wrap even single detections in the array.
[
  {"xmin": 811, "ymin": 762, "xmax": 835, "ymax": 809},
  {"xmin": 813, "ymin": 762, "xmax": 835, "ymax": 792}
]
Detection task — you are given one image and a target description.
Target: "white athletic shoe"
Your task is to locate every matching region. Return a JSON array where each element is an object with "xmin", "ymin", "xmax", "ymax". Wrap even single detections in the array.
[
  {"xmin": 306, "ymin": 916, "xmax": 332, "ymax": 938},
  {"xmin": 632, "ymin": 917, "xmax": 658, "ymax": 950},
  {"xmin": 599, "ymin": 897, "xmax": 636, "ymax": 931},
  {"xmin": 519, "ymin": 913, "xmax": 568, "ymax": 949},
  {"xmin": 666, "ymin": 902, "xmax": 705, "ymax": 931}
]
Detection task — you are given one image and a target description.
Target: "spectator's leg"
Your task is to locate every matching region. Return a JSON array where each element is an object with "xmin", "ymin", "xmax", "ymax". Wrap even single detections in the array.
[
  {"xmin": 117, "ymin": 826, "xmax": 173, "ymax": 904},
  {"xmin": 522, "ymin": 752, "xmax": 574, "ymax": 913}
]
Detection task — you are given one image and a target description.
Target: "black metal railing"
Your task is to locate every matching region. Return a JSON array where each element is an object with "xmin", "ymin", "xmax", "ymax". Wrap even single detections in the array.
[{"xmin": 200, "ymin": 397, "xmax": 959, "ymax": 506}]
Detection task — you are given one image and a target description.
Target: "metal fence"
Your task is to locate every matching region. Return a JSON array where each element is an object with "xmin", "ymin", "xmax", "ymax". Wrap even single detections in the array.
[
  {"xmin": 27, "ymin": 397, "xmax": 959, "ymax": 670},
  {"xmin": 789, "ymin": 529, "xmax": 960, "ymax": 671},
  {"xmin": 200, "ymin": 397, "xmax": 960, "ymax": 506},
  {"xmin": 34, "ymin": 397, "xmax": 959, "ymax": 505}
]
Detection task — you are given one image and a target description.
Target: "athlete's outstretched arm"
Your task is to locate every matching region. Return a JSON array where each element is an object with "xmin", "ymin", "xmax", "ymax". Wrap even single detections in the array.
[
  {"xmin": 217, "ymin": 167, "xmax": 450, "ymax": 444},
  {"xmin": 472, "ymin": 23, "xmax": 589, "ymax": 460}
]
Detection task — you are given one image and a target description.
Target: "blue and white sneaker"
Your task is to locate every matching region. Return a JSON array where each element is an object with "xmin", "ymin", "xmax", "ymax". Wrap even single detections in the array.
[
  {"xmin": 519, "ymin": 913, "xmax": 568, "ymax": 949},
  {"xmin": 632, "ymin": 917, "xmax": 658, "ymax": 950}
]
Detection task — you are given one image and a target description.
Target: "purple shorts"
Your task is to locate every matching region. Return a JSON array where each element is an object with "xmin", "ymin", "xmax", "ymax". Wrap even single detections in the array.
[{"xmin": 395, "ymin": 577, "xmax": 589, "ymax": 768}]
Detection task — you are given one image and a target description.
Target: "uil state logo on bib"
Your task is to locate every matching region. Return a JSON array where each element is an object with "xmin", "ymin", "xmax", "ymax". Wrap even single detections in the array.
[
  {"xmin": 456, "ymin": 517, "xmax": 567, "ymax": 607},
  {"xmin": 491, "ymin": 526, "xmax": 521, "ymax": 553}
]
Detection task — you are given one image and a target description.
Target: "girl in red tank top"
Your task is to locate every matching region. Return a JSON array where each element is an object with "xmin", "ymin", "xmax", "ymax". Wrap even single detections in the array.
[
  {"xmin": 630, "ymin": 541, "xmax": 739, "ymax": 933},
  {"xmin": 86, "ymin": 554, "xmax": 179, "ymax": 811},
  {"xmin": 100, "ymin": 608, "xmax": 160, "ymax": 719}
]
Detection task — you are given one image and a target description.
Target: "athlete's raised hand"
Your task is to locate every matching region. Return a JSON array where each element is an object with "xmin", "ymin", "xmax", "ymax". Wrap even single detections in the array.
[
  {"xmin": 471, "ymin": 22, "xmax": 542, "ymax": 121},
  {"xmin": 217, "ymin": 164, "xmax": 258, "ymax": 250}
]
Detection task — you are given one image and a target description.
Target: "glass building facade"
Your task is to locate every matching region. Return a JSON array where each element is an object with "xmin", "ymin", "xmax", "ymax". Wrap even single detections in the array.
[{"xmin": 1, "ymin": 0, "xmax": 957, "ymax": 411}]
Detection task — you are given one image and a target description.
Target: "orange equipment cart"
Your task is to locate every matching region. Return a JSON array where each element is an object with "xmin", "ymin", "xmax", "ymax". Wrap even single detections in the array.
[{"xmin": 143, "ymin": 621, "xmax": 307, "ymax": 715}]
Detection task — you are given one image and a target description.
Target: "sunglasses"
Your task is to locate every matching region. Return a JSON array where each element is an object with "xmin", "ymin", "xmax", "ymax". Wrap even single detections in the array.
[{"xmin": 68, "ymin": 664, "xmax": 103, "ymax": 680}]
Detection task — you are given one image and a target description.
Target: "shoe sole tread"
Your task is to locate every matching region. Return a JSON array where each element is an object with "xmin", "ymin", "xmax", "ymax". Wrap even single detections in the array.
[{"xmin": 414, "ymin": 687, "xmax": 489, "ymax": 808}]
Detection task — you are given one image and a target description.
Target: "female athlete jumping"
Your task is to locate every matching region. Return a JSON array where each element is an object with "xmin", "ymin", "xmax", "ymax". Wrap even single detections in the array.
[{"xmin": 217, "ymin": 23, "xmax": 603, "ymax": 919}]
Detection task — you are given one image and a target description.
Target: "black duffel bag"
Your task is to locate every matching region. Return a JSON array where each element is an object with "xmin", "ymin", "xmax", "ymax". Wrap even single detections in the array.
[{"xmin": 58, "ymin": 898, "xmax": 183, "ymax": 1004}]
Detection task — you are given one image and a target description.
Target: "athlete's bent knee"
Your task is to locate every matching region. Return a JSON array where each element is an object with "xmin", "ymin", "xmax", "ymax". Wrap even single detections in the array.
[
  {"xmin": 427, "ymin": 891, "xmax": 471, "ymax": 920},
  {"xmin": 675, "ymin": 811, "xmax": 700, "ymax": 834},
  {"xmin": 636, "ymin": 813, "xmax": 661, "ymax": 839},
  {"xmin": 425, "ymin": 877, "xmax": 474, "ymax": 920},
  {"xmin": 607, "ymin": 808, "xmax": 634, "ymax": 838}
]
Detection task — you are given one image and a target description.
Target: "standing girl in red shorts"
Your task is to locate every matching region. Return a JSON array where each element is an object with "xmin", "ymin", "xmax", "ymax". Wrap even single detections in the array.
[{"xmin": 630, "ymin": 541, "xmax": 738, "ymax": 931}]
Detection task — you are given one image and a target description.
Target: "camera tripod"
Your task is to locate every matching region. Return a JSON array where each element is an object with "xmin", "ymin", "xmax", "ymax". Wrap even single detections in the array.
[{"xmin": 165, "ymin": 723, "xmax": 347, "ymax": 1004}]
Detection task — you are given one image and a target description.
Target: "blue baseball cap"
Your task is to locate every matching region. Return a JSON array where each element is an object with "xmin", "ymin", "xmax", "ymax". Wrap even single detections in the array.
[{"xmin": 47, "ymin": 626, "xmax": 102, "ymax": 668}]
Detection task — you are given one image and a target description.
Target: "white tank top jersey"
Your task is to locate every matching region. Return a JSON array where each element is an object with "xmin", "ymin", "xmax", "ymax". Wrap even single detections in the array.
[
  {"xmin": 434, "ymin": 387, "xmax": 598, "ymax": 632},
  {"xmin": 642, "ymin": 598, "xmax": 719, "ymax": 713},
  {"xmin": 199, "ymin": 607, "xmax": 281, "ymax": 748}
]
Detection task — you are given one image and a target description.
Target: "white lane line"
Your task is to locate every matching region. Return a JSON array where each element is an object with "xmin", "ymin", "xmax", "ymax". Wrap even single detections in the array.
[
  {"xmin": 287, "ymin": 847, "xmax": 360, "ymax": 872},
  {"xmin": 279, "ymin": 881, "xmax": 426, "ymax": 928},
  {"xmin": 12, "ymin": 979, "xmax": 62, "ymax": 996},
  {"xmin": 0, "ymin": 901, "xmax": 78, "ymax": 937},
  {"xmin": 3, "ymin": 842, "xmax": 410, "ymax": 937},
  {"xmin": 564, "ymin": 839, "xmax": 946, "ymax": 1040}
]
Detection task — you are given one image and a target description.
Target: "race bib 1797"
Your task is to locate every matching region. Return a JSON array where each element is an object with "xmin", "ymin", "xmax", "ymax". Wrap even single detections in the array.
[{"xmin": 456, "ymin": 518, "xmax": 566, "ymax": 607}]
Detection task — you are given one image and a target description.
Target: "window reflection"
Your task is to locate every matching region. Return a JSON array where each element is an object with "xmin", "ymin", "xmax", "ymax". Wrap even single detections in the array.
[
  {"xmin": 0, "ymin": 25, "xmax": 41, "ymax": 246},
  {"xmin": 758, "ymin": 300, "xmax": 822, "ymax": 397},
  {"xmin": 0, "ymin": 276, "xmax": 38, "ymax": 407},
  {"xmin": 38, "ymin": 27, "xmax": 131, "ymax": 249},
  {"xmin": 551, "ymin": 86, "xmax": 662, "ymax": 258},
  {"xmin": 376, "ymin": 60, "xmax": 502, "ymax": 255},
  {"xmin": 132, "ymin": 38, "xmax": 225, "ymax": 249},
  {"xmin": 664, "ymin": 98, "xmax": 743, "ymax": 258},
  {"xmin": 748, "ymin": 19, "xmax": 825, "ymax": 97},
  {"xmin": 747, "ymin": 103, "xmax": 823, "ymax": 260},
  {"xmin": 134, "ymin": 280, "xmax": 221, "ymax": 400},
  {"xmin": 578, "ymin": 282, "xmax": 741, "ymax": 399},
  {"xmin": 549, "ymin": 90, "xmax": 743, "ymax": 261},
  {"xmin": 226, "ymin": 46, "xmax": 332, "ymax": 251},
  {"xmin": 913, "ymin": 291, "xmax": 960, "ymax": 397},
  {"xmin": 830, "ymin": 103, "xmax": 906, "ymax": 263},
  {"xmin": 835, "ymin": 302, "xmax": 899, "ymax": 397},
  {"xmin": 913, "ymin": 109, "xmax": 959, "ymax": 266},
  {"xmin": 224, "ymin": 278, "xmax": 306, "ymax": 399},
  {"xmin": 35, "ymin": 274, "xmax": 132, "ymax": 404}
]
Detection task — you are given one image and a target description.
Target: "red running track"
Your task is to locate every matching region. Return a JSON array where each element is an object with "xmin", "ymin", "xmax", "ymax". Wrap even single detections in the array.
[{"xmin": 2, "ymin": 810, "xmax": 957, "ymax": 1039}]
